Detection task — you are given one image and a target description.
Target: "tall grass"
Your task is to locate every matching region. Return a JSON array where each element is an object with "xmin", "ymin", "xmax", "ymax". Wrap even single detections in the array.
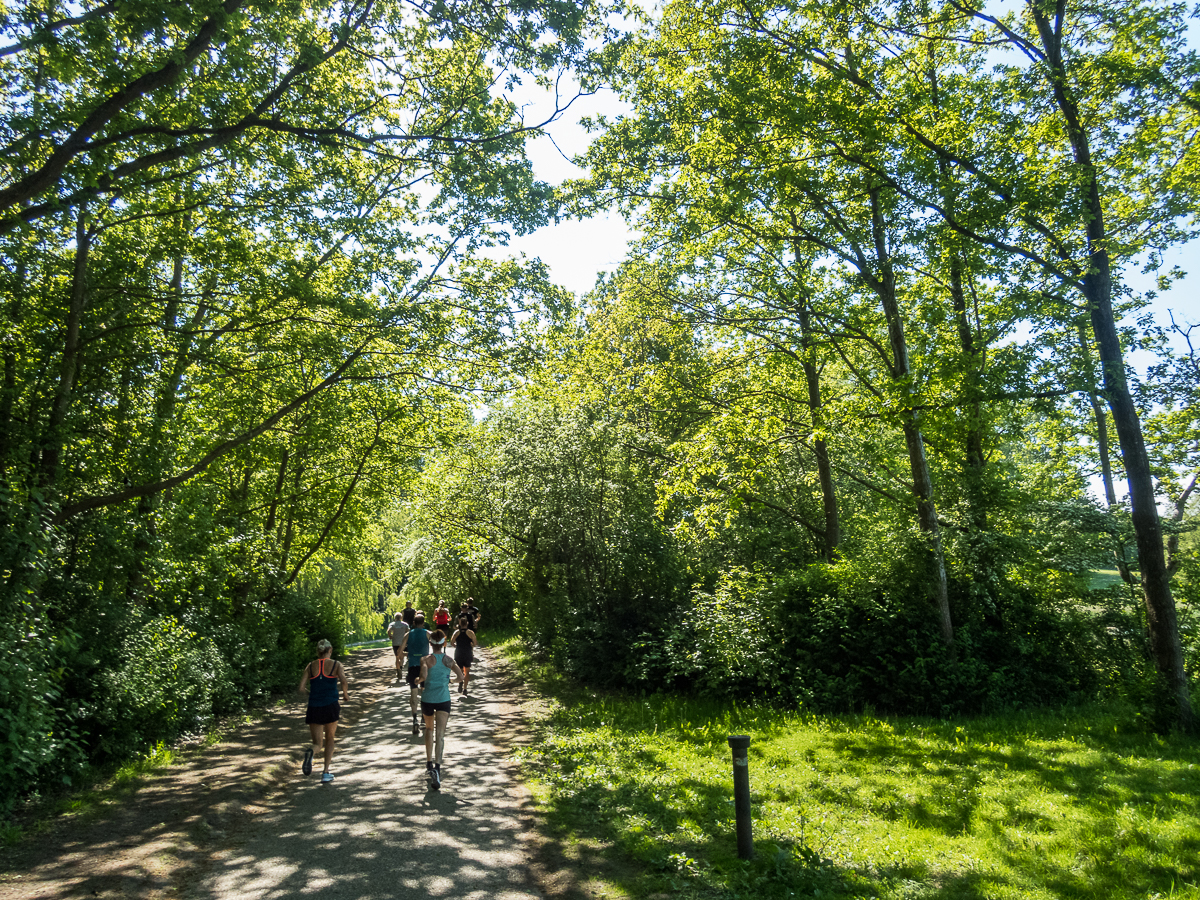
[{"xmin": 498, "ymin": 638, "xmax": 1200, "ymax": 899}]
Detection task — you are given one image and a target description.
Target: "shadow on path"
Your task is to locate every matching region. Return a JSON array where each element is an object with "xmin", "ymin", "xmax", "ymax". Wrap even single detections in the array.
[
  {"xmin": 194, "ymin": 651, "xmax": 541, "ymax": 900},
  {"xmin": 0, "ymin": 648, "xmax": 396, "ymax": 900}
]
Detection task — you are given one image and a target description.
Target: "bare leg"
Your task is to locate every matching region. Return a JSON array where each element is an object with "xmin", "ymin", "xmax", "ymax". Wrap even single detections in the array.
[
  {"xmin": 308, "ymin": 723, "xmax": 322, "ymax": 756},
  {"xmin": 461, "ymin": 665, "xmax": 470, "ymax": 689},
  {"xmin": 434, "ymin": 710, "xmax": 450, "ymax": 764},
  {"xmin": 423, "ymin": 711, "xmax": 435, "ymax": 762},
  {"xmin": 322, "ymin": 722, "xmax": 337, "ymax": 773}
]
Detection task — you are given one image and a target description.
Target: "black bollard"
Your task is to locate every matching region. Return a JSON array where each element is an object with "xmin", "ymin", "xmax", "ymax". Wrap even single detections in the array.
[{"xmin": 728, "ymin": 734, "xmax": 753, "ymax": 860}]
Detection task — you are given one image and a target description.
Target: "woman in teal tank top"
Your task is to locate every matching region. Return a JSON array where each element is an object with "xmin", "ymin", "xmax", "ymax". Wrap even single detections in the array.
[{"xmin": 419, "ymin": 629, "xmax": 464, "ymax": 789}]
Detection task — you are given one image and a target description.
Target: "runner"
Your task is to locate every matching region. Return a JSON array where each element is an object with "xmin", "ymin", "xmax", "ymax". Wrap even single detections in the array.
[
  {"xmin": 433, "ymin": 599, "xmax": 451, "ymax": 632},
  {"xmin": 299, "ymin": 639, "xmax": 351, "ymax": 784},
  {"xmin": 386, "ymin": 613, "xmax": 409, "ymax": 681},
  {"xmin": 460, "ymin": 597, "xmax": 481, "ymax": 633},
  {"xmin": 399, "ymin": 613, "xmax": 429, "ymax": 735},
  {"xmin": 419, "ymin": 629, "xmax": 464, "ymax": 789},
  {"xmin": 450, "ymin": 615, "xmax": 477, "ymax": 695},
  {"xmin": 401, "ymin": 600, "xmax": 416, "ymax": 626}
]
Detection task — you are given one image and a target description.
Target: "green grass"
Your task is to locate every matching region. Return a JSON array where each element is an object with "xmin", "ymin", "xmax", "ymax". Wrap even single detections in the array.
[
  {"xmin": 1088, "ymin": 568, "xmax": 1131, "ymax": 591},
  {"xmin": 498, "ymin": 640, "xmax": 1200, "ymax": 899},
  {"xmin": 477, "ymin": 622, "xmax": 518, "ymax": 648}
]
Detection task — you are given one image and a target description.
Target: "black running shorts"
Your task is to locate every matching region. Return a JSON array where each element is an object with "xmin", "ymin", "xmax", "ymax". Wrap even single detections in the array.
[
  {"xmin": 421, "ymin": 700, "xmax": 452, "ymax": 715},
  {"xmin": 305, "ymin": 702, "xmax": 339, "ymax": 725}
]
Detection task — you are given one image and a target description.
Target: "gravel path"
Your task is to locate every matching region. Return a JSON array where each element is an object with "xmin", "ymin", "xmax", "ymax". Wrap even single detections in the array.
[{"xmin": 194, "ymin": 650, "xmax": 542, "ymax": 900}]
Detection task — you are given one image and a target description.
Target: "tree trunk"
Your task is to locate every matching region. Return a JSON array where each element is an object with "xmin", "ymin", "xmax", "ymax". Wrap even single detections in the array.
[
  {"xmin": 869, "ymin": 188, "xmax": 954, "ymax": 648},
  {"xmin": 929, "ymin": 45, "xmax": 988, "ymax": 532},
  {"xmin": 797, "ymin": 289, "xmax": 840, "ymax": 561},
  {"xmin": 39, "ymin": 204, "xmax": 90, "ymax": 490},
  {"xmin": 0, "ymin": 261, "xmax": 25, "ymax": 470},
  {"xmin": 790, "ymin": 220, "xmax": 840, "ymax": 561},
  {"xmin": 1076, "ymin": 324, "xmax": 1118, "ymax": 508},
  {"xmin": 1031, "ymin": 2, "xmax": 1193, "ymax": 729}
]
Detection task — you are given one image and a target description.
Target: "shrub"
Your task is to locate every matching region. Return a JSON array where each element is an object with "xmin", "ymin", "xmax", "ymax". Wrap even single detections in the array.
[{"xmin": 98, "ymin": 616, "xmax": 234, "ymax": 758}]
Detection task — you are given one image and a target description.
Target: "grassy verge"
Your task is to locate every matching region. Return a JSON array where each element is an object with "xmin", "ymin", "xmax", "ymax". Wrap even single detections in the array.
[
  {"xmin": 1088, "ymin": 568, "xmax": 1131, "ymax": 591},
  {"xmin": 497, "ymin": 638, "xmax": 1200, "ymax": 899}
]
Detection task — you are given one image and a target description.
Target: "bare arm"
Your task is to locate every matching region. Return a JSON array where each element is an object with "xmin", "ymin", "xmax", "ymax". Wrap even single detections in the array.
[
  {"xmin": 446, "ymin": 656, "xmax": 464, "ymax": 682},
  {"xmin": 298, "ymin": 661, "xmax": 311, "ymax": 694},
  {"xmin": 336, "ymin": 662, "xmax": 351, "ymax": 702}
]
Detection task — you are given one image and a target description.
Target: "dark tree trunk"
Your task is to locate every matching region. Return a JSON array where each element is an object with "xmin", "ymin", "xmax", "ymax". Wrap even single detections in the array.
[
  {"xmin": 791, "ymin": 221, "xmax": 840, "ymax": 560},
  {"xmin": 797, "ymin": 291, "xmax": 840, "ymax": 561},
  {"xmin": 39, "ymin": 204, "xmax": 90, "ymax": 490},
  {"xmin": 0, "ymin": 261, "xmax": 25, "ymax": 470},
  {"xmin": 869, "ymin": 188, "xmax": 954, "ymax": 648},
  {"xmin": 1031, "ymin": 2, "xmax": 1193, "ymax": 729}
]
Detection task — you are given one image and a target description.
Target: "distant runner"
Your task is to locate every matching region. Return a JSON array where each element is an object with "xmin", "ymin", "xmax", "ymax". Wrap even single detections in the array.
[
  {"xmin": 450, "ymin": 615, "xmax": 477, "ymax": 695},
  {"xmin": 386, "ymin": 613, "xmax": 409, "ymax": 682},
  {"xmin": 433, "ymin": 600, "xmax": 451, "ymax": 632},
  {"xmin": 459, "ymin": 598, "xmax": 480, "ymax": 634}
]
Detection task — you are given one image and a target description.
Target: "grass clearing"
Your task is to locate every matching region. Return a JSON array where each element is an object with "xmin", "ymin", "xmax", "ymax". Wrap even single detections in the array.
[
  {"xmin": 1088, "ymin": 568, "xmax": 1132, "ymax": 591},
  {"xmin": 498, "ymin": 638, "xmax": 1200, "ymax": 899}
]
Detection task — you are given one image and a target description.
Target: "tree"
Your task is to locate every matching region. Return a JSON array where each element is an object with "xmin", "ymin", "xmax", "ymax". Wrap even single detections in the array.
[
  {"xmin": 589, "ymin": 0, "xmax": 1198, "ymax": 725},
  {"xmin": 0, "ymin": 0, "xmax": 619, "ymax": 806}
]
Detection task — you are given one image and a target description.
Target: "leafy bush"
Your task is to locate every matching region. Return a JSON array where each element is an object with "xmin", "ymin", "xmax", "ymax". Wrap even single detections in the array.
[
  {"xmin": 99, "ymin": 616, "xmax": 235, "ymax": 758},
  {"xmin": 622, "ymin": 556, "xmax": 1100, "ymax": 716}
]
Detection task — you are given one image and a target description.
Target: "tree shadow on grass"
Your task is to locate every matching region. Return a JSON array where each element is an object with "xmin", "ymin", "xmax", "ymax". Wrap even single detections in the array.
[{"xmin": 525, "ymin": 717, "xmax": 1200, "ymax": 900}]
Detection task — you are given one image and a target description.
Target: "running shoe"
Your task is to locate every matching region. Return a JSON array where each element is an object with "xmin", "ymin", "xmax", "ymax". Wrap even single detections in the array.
[
  {"xmin": 321, "ymin": 772, "xmax": 334, "ymax": 784},
  {"xmin": 302, "ymin": 746, "xmax": 313, "ymax": 775},
  {"xmin": 428, "ymin": 762, "xmax": 440, "ymax": 790},
  {"xmin": 411, "ymin": 716, "xmax": 419, "ymax": 735}
]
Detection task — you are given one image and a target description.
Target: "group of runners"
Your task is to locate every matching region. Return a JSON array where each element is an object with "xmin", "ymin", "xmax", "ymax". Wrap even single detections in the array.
[{"xmin": 298, "ymin": 598, "xmax": 481, "ymax": 790}]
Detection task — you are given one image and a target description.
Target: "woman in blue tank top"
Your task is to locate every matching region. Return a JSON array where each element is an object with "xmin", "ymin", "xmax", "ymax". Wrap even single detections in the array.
[
  {"xmin": 419, "ymin": 630, "xmax": 464, "ymax": 789},
  {"xmin": 299, "ymin": 639, "xmax": 351, "ymax": 783},
  {"xmin": 401, "ymin": 613, "xmax": 430, "ymax": 735}
]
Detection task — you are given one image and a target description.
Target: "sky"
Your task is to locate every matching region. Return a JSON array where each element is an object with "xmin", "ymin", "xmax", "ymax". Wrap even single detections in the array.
[{"xmin": 494, "ymin": 86, "xmax": 634, "ymax": 299}]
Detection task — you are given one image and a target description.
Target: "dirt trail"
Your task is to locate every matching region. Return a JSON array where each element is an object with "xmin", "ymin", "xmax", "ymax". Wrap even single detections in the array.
[
  {"xmin": 196, "ymin": 652, "xmax": 542, "ymax": 900},
  {"xmin": 0, "ymin": 646, "xmax": 602, "ymax": 900},
  {"xmin": 0, "ymin": 647, "xmax": 532, "ymax": 899}
]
